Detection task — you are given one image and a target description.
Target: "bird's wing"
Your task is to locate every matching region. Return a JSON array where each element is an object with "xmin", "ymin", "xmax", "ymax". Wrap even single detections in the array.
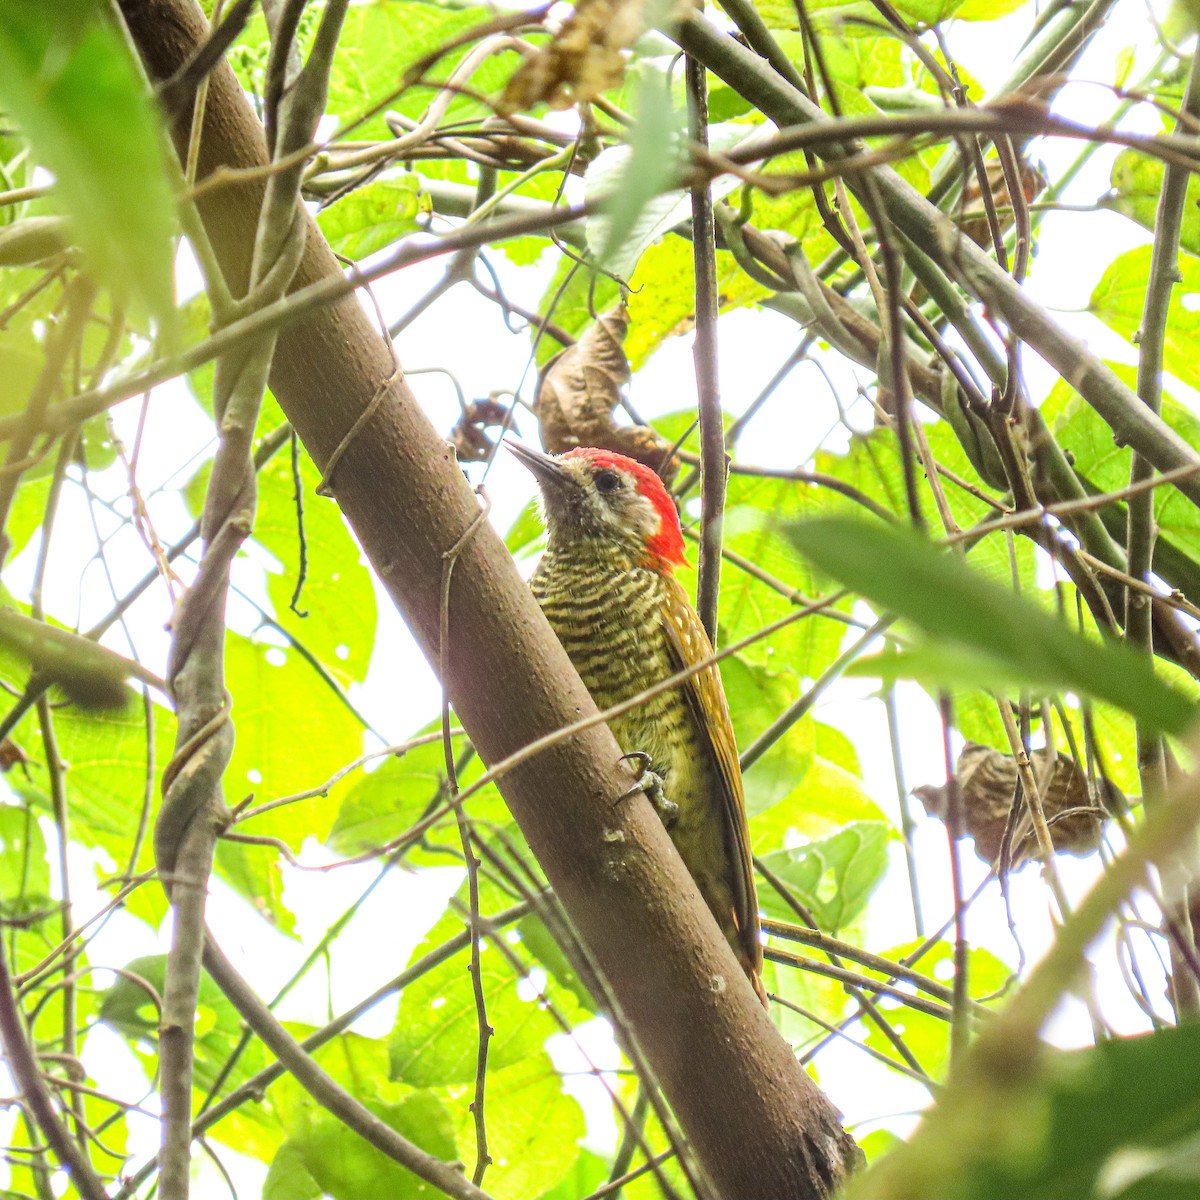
[{"xmin": 659, "ymin": 575, "xmax": 762, "ymax": 975}]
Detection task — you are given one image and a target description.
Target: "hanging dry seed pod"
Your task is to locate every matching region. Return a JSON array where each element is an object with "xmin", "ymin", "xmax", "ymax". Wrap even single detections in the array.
[
  {"xmin": 534, "ymin": 303, "xmax": 679, "ymax": 482},
  {"xmin": 913, "ymin": 742, "xmax": 1121, "ymax": 869}
]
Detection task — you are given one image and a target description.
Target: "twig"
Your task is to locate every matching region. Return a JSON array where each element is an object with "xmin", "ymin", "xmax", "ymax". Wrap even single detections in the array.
[
  {"xmin": 938, "ymin": 697, "xmax": 970, "ymax": 1064},
  {"xmin": 1127, "ymin": 40, "xmax": 1200, "ymax": 1018},
  {"xmin": 762, "ymin": 917, "xmax": 986, "ymax": 1014},
  {"xmin": 439, "ymin": 493, "xmax": 494, "ymax": 1186},
  {"xmin": 884, "ymin": 687, "xmax": 923, "ymax": 937},
  {"xmin": 200, "ymin": 933, "xmax": 497, "ymax": 1200},
  {"xmin": 763, "ymin": 946, "xmax": 953, "ymax": 1020},
  {"xmin": 687, "ymin": 48, "xmax": 725, "ymax": 643},
  {"xmin": 0, "ymin": 931, "xmax": 106, "ymax": 1200}
]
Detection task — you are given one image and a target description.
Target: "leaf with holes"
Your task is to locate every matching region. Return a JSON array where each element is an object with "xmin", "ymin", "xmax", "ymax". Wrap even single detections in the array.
[
  {"xmin": 317, "ymin": 175, "xmax": 429, "ymax": 262},
  {"xmin": 758, "ymin": 820, "xmax": 890, "ymax": 932},
  {"xmin": 389, "ymin": 936, "xmax": 574, "ymax": 1087}
]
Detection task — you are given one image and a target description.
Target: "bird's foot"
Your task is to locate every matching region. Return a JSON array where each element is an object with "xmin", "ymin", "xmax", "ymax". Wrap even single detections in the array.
[{"xmin": 616, "ymin": 751, "xmax": 677, "ymax": 829}]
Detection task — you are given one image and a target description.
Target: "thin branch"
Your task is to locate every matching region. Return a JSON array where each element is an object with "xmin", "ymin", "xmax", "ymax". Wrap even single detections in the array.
[
  {"xmin": 1128, "ymin": 39, "xmax": 1200, "ymax": 1017},
  {"xmin": 687, "ymin": 49, "xmax": 725, "ymax": 643},
  {"xmin": 200, "ymin": 934, "xmax": 497, "ymax": 1200},
  {"xmin": 763, "ymin": 946, "xmax": 953, "ymax": 1020},
  {"xmin": 156, "ymin": 8, "xmax": 351, "ymax": 1196},
  {"xmin": 0, "ymin": 933, "xmax": 106, "ymax": 1200}
]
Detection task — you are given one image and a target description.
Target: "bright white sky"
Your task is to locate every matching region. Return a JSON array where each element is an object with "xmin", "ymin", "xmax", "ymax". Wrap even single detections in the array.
[{"xmin": 2, "ymin": 1, "xmax": 1186, "ymax": 1192}]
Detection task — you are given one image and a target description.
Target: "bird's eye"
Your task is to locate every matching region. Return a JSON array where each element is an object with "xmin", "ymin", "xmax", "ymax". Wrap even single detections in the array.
[{"xmin": 594, "ymin": 470, "xmax": 622, "ymax": 494}]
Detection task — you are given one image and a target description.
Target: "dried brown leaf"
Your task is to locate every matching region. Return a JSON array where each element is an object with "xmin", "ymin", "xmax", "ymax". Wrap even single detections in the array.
[
  {"xmin": 534, "ymin": 304, "xmax": 678, "ymax": 481},
  {"xmin": 501, "ymin": 0, "xmax": 694, "ymax": 112},
  {"xmin": 914, "ymin": 742, "xmax": 1121, "ymax": 868},
  {"xmin": 447, "ymin": 397, "xmax": 513, "ymax": 464}
]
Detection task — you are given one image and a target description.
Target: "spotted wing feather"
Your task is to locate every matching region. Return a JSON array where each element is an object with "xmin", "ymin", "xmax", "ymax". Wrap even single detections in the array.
[{"xmin": 659, "ymin": 576, "xmax": 763, "ymax": 984}]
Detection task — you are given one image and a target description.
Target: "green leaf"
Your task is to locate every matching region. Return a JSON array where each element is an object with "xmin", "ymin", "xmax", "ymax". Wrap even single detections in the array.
[
  {"xmin": 263, "ymin": 1143, "xmax": 322, "ymax": 1200},
  {"xmin": 389, "ymin": 935, "xmax": 573, "ymax": 1087},
  {"xmin": 534, "ymin": 1150, "xmax": 609, "ymax": 1200},
  {"xmin": 254, "ymin": 447, "xmax": 378, "ymax": 689},
  {"xmin": 217, "ymin": 632, "xmax": 363, "ymax": 922},
  {"xmin": 317, "ymin": 175, "xmax": 430, "ymax": 261},
  {"xmin": 505, "ymin": 496, "xmax": 547, "ymax": 559},
  {"xmin": 747, "ymin": 0, "xmax": 1019, "ymax": 31},
  {"xmin": 15, "ymin": 684, "xmax": 174, "ymax": 929},
  {"xmin": 327, "ymin": 3, "xmax": 516, "ymax": 137},
  {"xmin": 1090, "ymin": 246, "xmax": 1200, "ymax": 393},
  {"xmin": 721, "ymin": 656, "xmax": 814, "ymax": 815},
  {"xmin": 861, "ymin": 941, "xmax": 1010, "ymax": 1081},
  {"xmin": 328, "ymin": 729, "xmax": 508, "ymax": 863},
  {"xmin": 585, "ymin": 112, "xmax": 748, "ymax": 280},
  {"xmin": 465, "ymin": 1053, "xmax": 586, "ymax": 1200},
  {"xmin": 1106, "ymin": 149, "xmax": 1200, "ymax": 256},
  {"xmin": 758, "ymin": 820, "xmax": 890, "ymax": 932},
  {"xmin": 786, "ymin": 517, "xmax": 1197, "ymax": 736},
  {"xmin": 0, "ymin": 802, "xmax": 50, "ymax": 903},
  {"xmin": 515, "ymin": 915, "xmax": 596, "ymax": 1015},
  {"xmin": 848, "ymin": 639, "xmax": 1039, "ymax": 692},
  {"xmin": 624, "ymin": 237, "xmax": 769, "ymax": 370},
  {"xmin": 100, "ymin": 954, "xmax": 268, "ymax": 1097},
  {"xmin": 863, "ymin": 1021, "xmax": 1200, "ymax": 1199},
  {"xmin": 951, "ymin": 0, "xmax": 1031, "ymax": 17},
  {"xmin": 534, "ymin": 256, "xmax": 620, "ymax": 367},
  {"xmin": 0, "ymin": 1, "xmax": 177, "ymax": 323},
  {"xmin": 3, "ymin": 474, "xmax": 50, "ymax": 565},
  {"xmin": 752, "ymin": 750, "xmax": 890, "ymax": 854},
  {"xmin": 0, "ymin": 803, "xmax": 54, "ymax": 949},
  {"xmin": 591, "ymin": 70, "xmax": 681, "ymax": 274},
  {"xmin": 263, "ymin": 1090, "xmax": 457, "ymax": 1200},
  {"xmin": 1046, "ymin": 364, "xmax": 1200, "ymax": 587},
  {"xmin": 0, "ymin": 328, "xmax": 42, "ymax": 417}
]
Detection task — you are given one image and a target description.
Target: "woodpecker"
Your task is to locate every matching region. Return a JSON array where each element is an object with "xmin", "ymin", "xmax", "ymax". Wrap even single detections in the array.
[{"xmin": 507, "ymin": 441, "xmax": 766, "ymax": 1006}]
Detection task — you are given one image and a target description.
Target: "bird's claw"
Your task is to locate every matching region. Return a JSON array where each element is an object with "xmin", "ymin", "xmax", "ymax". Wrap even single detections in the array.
[{"xmin": 616, "ymin": 751, "xmax": 678, "ymax": 829}]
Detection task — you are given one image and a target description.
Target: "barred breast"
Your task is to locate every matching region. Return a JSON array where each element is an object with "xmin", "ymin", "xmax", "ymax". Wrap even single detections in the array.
[
  {"xmin": 531, "ymin": 550, "xmax": 732, "ymax": 938},
  {"xmin": 532, "ymin": 554, "xmax": 695, "ymax": 770}
]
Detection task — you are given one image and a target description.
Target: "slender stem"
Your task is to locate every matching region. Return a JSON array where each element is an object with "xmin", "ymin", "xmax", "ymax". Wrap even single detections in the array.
[
  {"xmin": 687, "ymin": 48, "xmax": 725, "ymax": 643},
  {"xmin": 1128, "ymin": 41, "xmax": 1200, "ymax": 1017},
  {"xmin": 764, "ymin": 946, "xmax": 953, "ymax": 1020},
  {"xmin": 201, "ymin": 934, "xmax": 497, "ymax": 1200},
  {"xmin": 884, "ymin": 687, "xmax": 924, "ymax": 938},
  {"xmin": 0, "ymin": 934, "xmax": 106, "ymax": 1200}
]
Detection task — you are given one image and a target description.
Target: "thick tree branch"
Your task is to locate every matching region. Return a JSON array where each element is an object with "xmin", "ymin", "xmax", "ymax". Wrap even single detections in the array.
[{"xmin": 118, "ymin": 2, "xmax": 860, "ymax": 1196}]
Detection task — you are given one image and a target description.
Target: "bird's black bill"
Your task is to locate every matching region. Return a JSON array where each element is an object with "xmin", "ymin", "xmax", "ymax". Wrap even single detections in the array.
[{"xmin": 503, "ymin": 439, "xmax": 577, "ymax": 491}]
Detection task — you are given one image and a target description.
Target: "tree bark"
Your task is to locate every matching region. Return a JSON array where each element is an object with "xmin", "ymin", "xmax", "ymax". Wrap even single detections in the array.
[{"xmin": 117, "ymin": 2, "xmax": 859, "ymax": 1197}]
